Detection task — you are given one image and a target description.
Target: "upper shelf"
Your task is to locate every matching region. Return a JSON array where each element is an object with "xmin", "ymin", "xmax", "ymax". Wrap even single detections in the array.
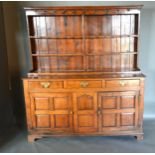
[
  {"xmin": 29, "ymin": 35, "xmax": 139, "ymax": 39},
  {"xmin": 24, "ymin": 5, "xmax": 142, "ymax": 16}
]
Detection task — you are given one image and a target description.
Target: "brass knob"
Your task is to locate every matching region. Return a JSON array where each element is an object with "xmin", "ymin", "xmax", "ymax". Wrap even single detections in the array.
[
  {"xmin": 80, "ymin": 81, "xmax": 89, "ymax": 88},
  {"xmin": 40, "ymin": 82, "xmax": 50, "ymax": 88},
  {"xmin": 119, "ymin": 81, "xmax": 127, "ymax": 86}
]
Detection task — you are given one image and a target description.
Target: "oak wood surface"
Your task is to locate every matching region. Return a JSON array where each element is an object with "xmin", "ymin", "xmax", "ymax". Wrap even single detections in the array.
[{"xmin": 23, "ymin": 5, "xmax": 145, "ymax": 142}]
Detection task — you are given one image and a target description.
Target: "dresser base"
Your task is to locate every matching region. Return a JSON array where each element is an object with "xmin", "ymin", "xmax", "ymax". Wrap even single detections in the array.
[{"xmin": 27, "ymin": 131, "xmax": 144, "ymax": 142}]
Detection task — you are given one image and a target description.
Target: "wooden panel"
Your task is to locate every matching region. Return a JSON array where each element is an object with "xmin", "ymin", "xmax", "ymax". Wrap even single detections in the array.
[
  {"xmin": 66, "ymin": 80, "xmax": 102, "ymax": 88},
  {"xmin": 77, "ymin": 94, "xmax": 94, "ymax": 110},
  {"xmin": 121, "ymin": 15, "xmax": 131, "ymax": 35},
  {"xmin": 54, "ymin": 114, "xmax": 69, "ymax": 128},
  {"xmin": 74, "ymin": 93, "xmax": 98, "ymax": 132},
  {"xmin": 57, "ymin": 39, "xmax": 82, "ymax": 54},
  {"xmin": 121, "ymin": 113, "xmax": 135, "ymax": 126},
  {"xmin": 105, "ymin": 80, "xmax": 139, "ymax": 87},
  {"xmin": 78, "ymin": 115, "xmax": 94, "ymax": 127},
  {"xmin": 30, "ymin": 93, "xmax": 73, "ymax": 131},
  {"xmin": 46, "ymin": 16, "xmax": 56, "ymax": 37},
  {"xmin": 85, "ymin": 39, "xmax": 103, "ymax": 54},
  {"xmin": 36, "ymin": 115, "xmax": 50, "ymax": 128},
  {"xmin": 98, "ymin": 91, "xmax": 139, "ymax": 131},
  {"xmin": 102, "ymin": 16, "xmax": 112, "ymax": 35},
  {"xmin": 51, "ymin": 93, "xmax": 73, "ymax": 131},
  {"xmin": 85, "ymin": 16, "xmax": 102, "ymax": 36},
  {"xmin": 57, "ymin": 56, "xmax": 83, "ymax": 71},
  {"xmin": 101, "ymin": 96, "xmax": 117, "ymax": 109},
  {"xmin": 112, "ymin": 15, "xmax": 121, "ymax": 35},
  {"xmin": 121, "ymin": 96, "xmax": 135, "ymax": 108},
  {"xmin": 55, "ymin": 16, "xmax": 82, "ymax": 37},
  {"xmin": 112, "ymin": 38, "xmax": 121, "ymax": 52},
  {"xmin": 121, "ymin": 37, "xmax": 130, "ymax": 52},
  {"xmin": 53, "ymin": 96, "xmax": 69, "ymax": 110},
  {"xmin": 35, "ymin": 98, "xmax": 49, "ymax": 110},
  {"xmin": 102, "ymin": 114, "xmax": 117, "ymax": 127}
]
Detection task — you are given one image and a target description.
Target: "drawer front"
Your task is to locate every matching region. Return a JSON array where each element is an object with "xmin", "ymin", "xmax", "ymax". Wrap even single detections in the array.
[
  {"xmin": 105, "ymin": 80, "xmax": 139, "ymax": 87},
  {"xmin": 66, "ymin": 80, "xmax": 102, "ymax": 88},
  {"xmin": 29, "ymin": 81, "xmax": 63, "ymax": 90}
]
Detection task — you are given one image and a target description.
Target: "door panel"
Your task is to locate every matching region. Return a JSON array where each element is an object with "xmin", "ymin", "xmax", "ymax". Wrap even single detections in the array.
[
  {"xmin": 74, "ymin": 93, "xmax": 98, "ymax": 132},
  {"xmin": 30, "ymin": 93, "xmax": 73, "ymax": 132},
  {"xmin": 98, "ymin": 91, "xmax": 139, "ymax": 131}
]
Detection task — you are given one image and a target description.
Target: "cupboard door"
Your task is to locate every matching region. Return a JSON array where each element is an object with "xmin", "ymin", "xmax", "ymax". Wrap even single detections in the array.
[
  {"xmin": 73, "ymin": 92, "xmax": 98, "ymax": 133},
  {"xmin": 30, "ymin": 93, "xmax": 73, "ymax": 132},
  {"xmin": 98, "ymin": 91, "xmax": 139, "ymax": 131}
]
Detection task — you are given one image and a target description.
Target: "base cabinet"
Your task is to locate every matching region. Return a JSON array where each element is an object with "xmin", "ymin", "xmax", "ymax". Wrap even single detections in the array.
[{"xmin": 23, "ymin": 78, "xmax": 144, "ymax": 142}]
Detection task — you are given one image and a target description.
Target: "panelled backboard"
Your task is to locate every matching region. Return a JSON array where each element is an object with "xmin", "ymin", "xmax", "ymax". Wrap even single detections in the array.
[{"xmin": 26, "ymin": 7, "xmax": 140, "ymax": 74}]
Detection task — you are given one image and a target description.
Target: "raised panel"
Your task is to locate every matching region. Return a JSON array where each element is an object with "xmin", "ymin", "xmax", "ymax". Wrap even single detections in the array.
[
  {"xmin": 53, "ymin": 96, "xmax": 69, "ymax": 110},
  {"xmin": 36, "ymin": 115, "xmax": 50, "ymax": 128},
  {"xmin": 121, "ymin": 113, "xmax": 135, "ymax": 126},
  {"xmin": 35, "ymin": 98, "xmax": 49, "ymax": 110},
  {"xmin": 98, "ymin": 91, "xmax": 138, "ymax": 131},
  {"xmin": 121, "ymin": 96, "xmax": 135, "ymax": 108},
  {"xmin": 54, "ymin": 114, "xmax": 69, "ymax": 128},
  {"xmin": 77, "ymin": 94, "xmax": 93, "ymax": 110},
  {"xmin": 101, "ymin": 96, "xmax": 117, "ymax": 109},
  {"xmin": 102, "ymin": 114, "xmax": 117, "ymax": 127},
  {"xmin": 78, "ymin": 115, "xmax": 94, "ymax": 127},
  {"xmin": 74, "ymin": 93, "xmax": 98, "ymax": 132}
]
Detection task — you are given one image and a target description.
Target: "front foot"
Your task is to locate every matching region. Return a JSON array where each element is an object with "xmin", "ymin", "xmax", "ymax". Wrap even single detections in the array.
[
  {"xmin": 135, "ymin": 135, "xmax": 144, "ymax": 141},
  {"xmin": 28, "ymin": 135, "xmax": 42, "ymax": 142}
]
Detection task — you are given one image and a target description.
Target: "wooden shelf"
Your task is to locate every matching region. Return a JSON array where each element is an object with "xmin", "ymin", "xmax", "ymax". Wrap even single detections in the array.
[
  {"xmin": 32, "ymin": 52, "xmax": 137, "ymax": 57},
  {"xmin": 28, "ymin": 68, "xmax": 141, "ymax": 76},
  {"xmin": 29, "ymin": 35, "xmax": 139, "ymax": 39}
]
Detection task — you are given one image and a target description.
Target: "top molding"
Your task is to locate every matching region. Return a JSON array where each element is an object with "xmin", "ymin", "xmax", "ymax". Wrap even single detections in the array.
[
  {"xmin": 24, "ymin": 5, "xmax": 143, "ymax": 16},
  {"xmin": 24, "ymin": 5, "xmax": 143, "ymax": 10}
]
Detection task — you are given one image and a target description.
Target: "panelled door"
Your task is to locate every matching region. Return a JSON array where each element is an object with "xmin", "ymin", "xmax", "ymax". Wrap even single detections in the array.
[
  {"xmin": 30, "ymin": 93, "xmax": 73, "ymax": 132},
  {"xmin": 73, "ymin": 92, "xmax": 98, "ymax": 133},
  {"xmin": 98, "ymin": 91, "xmax": 139, "ymax": 131}
]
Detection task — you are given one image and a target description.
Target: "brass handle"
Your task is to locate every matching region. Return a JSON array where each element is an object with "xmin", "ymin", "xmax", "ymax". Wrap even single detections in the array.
[
  {"xmin": 40, "ymin": 82, "xmax": 50, "ymax": 88},
  {"xmin": 80, "ymin": 81, "xmax": 89, "ymax": 88},
  {"xmin": 119, "ymin": 81, "xmax": 127, "ymax": 86}
]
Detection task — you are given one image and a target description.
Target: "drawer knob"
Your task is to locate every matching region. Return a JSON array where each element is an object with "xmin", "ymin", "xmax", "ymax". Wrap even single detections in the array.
[
  {"xmin": 119, "ymin": 81, "xmax": 127, "ymax": 86},
  {"xmin": 80, "ymin": 81, "xmax": 89, "ymax": 88},
  {"xmin": 40, "ymin": 82, "xmax": 50, "ymax": 88}
]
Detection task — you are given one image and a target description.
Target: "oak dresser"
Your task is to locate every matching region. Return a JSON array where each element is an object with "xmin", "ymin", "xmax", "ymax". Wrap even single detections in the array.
[{"xmin": 23, "ymin": 6, "xmax": 145, "ymax": 142}]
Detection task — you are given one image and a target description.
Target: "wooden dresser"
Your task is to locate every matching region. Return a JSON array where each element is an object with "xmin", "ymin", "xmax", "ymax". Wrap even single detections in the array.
[{"xmin": 23, "ymin": 6, "xmax": 145, "ymax": 142}]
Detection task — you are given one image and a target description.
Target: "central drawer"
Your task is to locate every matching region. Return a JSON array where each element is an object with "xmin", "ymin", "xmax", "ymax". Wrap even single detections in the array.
[{"xmin": 66, "ymin": 80, "xmax": 102, "ymax": 88}]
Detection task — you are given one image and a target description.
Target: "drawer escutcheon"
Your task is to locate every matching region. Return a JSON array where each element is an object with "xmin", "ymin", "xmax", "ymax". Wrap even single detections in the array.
[
  {"xmin": 119, "ymin": 81, "xmax": 127, "ymax": 86},
  {"xmin": 40, "ymin": 82, "xmax": 50, "ymax": 88},
  {"xmin": 80, "ymin": 81, "xmax": 89, "ymax": 88}
]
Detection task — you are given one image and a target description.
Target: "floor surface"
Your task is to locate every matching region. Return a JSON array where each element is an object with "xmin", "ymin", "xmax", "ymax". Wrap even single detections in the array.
[{"xmin": 0, "ymin": 119, "xmax": 155, "ymax": 153}]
